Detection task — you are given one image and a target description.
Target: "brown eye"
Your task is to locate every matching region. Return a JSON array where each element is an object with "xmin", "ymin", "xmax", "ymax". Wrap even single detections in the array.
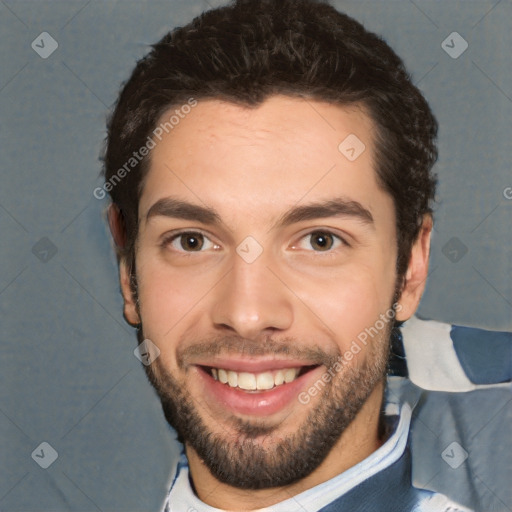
[
  {"xmin": 165, "ymin": 231, "xmax": 219, "ymax": 253},
  {"xmin": 309, "ymin": 231, "xmax": 335, "ymax": 251},
  {"xmin": 179, "ymin": 233, "xmax": 204, "ymax": 251}
]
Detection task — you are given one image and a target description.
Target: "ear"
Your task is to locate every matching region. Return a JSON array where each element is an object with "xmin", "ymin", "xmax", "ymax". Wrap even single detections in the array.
[
  {"xmin": 119, "ymin": 258, "xmax": 141, "ymax": 326},
  {"xmin": 107, "ymin": 203, "xmax": 127, "ymax": 250},
  {"xmin": 107, "ymin": 204, "xmax": 140, "ymax": 326},
  {"xmin": 395, "ymin": 215, "xmax": 432, "ymax": 322}
]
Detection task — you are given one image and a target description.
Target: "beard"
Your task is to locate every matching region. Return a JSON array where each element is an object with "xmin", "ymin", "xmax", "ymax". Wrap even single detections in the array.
[{"xmin": 140, "ymin": 320, "xmax": 391, "ymax": 490}]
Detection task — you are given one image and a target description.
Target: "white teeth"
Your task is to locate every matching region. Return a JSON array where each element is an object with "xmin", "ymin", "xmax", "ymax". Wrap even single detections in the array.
[
  {"xmin": 210, "ymin": 367, "xmax": 301, "ymax": 390},
  {"xmin": 274, "ymin": 370, "xmax": 285, "ymax": 386},
  {"xmin": 256, "ymin": 372, "xmax": 275, "ymax": 390},
  {"xmin": 227, "ymin": 370, "xmax": 238, "ymax": 387},
  {"xmin": 284, "ymin": 368, "xmax": 298, "ymax": 383},
  {"xmin": 237, "ymin": 372, "xmax": 257, "ymax": 390}
]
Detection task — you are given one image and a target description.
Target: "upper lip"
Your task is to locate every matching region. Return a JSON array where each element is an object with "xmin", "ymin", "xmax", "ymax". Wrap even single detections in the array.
[{"xmin": 193, "ymin": 357, "xmax": 320, "ymax": 373}]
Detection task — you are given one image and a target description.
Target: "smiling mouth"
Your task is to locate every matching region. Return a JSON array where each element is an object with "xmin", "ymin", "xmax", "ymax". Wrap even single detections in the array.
[{"xmin": 201, "ymin": 365, "xmax": 319, "ymax": 392}]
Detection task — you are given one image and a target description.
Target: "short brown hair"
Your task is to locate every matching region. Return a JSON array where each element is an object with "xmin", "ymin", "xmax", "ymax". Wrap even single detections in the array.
[{"xmin": 103, "ymin": 0, "xmax": 438, "ymax": 285}]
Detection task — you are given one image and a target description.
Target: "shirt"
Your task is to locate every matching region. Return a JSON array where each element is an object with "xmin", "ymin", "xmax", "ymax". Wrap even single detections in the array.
[{"xmin": 161, "ymin": 317, "xmax": 511, "ymax": 511}]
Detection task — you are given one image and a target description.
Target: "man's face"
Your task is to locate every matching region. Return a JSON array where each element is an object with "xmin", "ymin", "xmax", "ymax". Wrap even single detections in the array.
[{"xmin": 121, "ymin": 96, "xmax": 402, "ymax": 488}]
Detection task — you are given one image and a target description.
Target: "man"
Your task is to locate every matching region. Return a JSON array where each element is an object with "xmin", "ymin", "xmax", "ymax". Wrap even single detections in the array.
[{"xmin": 102, "ymin": 0, "xmax": 511, "ymax": 510}]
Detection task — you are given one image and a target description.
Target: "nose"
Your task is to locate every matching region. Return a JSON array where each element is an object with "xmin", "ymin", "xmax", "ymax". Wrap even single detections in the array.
[{"xmin": 210, "ymin": 253, "xmax": 294, "ymax": 339}]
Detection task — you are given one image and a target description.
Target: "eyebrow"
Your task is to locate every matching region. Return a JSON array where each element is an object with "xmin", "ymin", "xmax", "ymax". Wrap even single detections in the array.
[
  {"xmin": 144, "ymin": 196, "xmax": 374, "ymax": 229},
  {"xmin": 145, "ymin": 198, "xmax": 221, "ymax": 225},
  {"xmin": 275, "ymin": 197, "xmax": 374, "ymax": 229}
]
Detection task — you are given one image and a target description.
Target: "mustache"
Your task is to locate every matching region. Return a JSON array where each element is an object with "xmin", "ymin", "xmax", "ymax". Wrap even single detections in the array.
[{"xmin": 176, "ymin": 334, "xmax": 341, "ymax": 369}]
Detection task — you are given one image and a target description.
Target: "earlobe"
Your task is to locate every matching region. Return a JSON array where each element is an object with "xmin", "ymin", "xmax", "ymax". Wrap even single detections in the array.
[{"xmin": 395, "ymin": 215, "xmax": 432, "ymax": 322}]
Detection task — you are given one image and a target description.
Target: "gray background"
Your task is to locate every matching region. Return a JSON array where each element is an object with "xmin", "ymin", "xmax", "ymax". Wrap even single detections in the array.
[{"xmin": 1, "ymin": 0, "xmax": 511, "ymax": 511}]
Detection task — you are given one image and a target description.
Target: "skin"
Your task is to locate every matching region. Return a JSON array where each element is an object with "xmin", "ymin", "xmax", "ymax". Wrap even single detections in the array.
[{"xmin": 113, "ymin": 96, "xmax": 431, "ymax": 510}]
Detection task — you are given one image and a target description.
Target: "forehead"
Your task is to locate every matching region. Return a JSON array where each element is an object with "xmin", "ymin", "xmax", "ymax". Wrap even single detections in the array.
[{"xmin": 139, "ymin": 96, "xmax": 392, "ymax": 226}]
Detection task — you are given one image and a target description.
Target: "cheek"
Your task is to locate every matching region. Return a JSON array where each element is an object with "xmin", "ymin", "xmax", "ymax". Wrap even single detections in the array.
[
  {"xmin": 134, "ymin": 255, "xmax": 216, "ymax": 355},
  {"xmin": 299, "ymin": 263, "xmax": 395, "ymax": 355}
]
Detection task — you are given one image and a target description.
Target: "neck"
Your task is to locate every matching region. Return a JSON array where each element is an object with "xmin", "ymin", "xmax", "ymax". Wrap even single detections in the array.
[{"xmin": 186, "ymin": 380, "xmax": 386, "ymax": 511}]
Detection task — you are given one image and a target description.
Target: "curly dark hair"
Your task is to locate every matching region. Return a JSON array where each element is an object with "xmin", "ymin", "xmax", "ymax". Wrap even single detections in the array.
[{"xmin": 103, "ymin": 0, "xmax": 438, "ymax": 288}]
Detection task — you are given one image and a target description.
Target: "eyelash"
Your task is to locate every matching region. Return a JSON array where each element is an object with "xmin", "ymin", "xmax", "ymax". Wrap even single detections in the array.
[
  {"xmin": 292, "ymin": 231, "xmax": 349, "ymax": 252},
  {"xmin": 160, "ymin": 230, "xmax": 218, "ymax": 252}
]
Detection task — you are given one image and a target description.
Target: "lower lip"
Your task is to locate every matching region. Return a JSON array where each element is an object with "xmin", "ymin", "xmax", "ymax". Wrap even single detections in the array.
[{"xmin": 197, "ymin": 366, "xmax": 323, "ymax": 417}]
